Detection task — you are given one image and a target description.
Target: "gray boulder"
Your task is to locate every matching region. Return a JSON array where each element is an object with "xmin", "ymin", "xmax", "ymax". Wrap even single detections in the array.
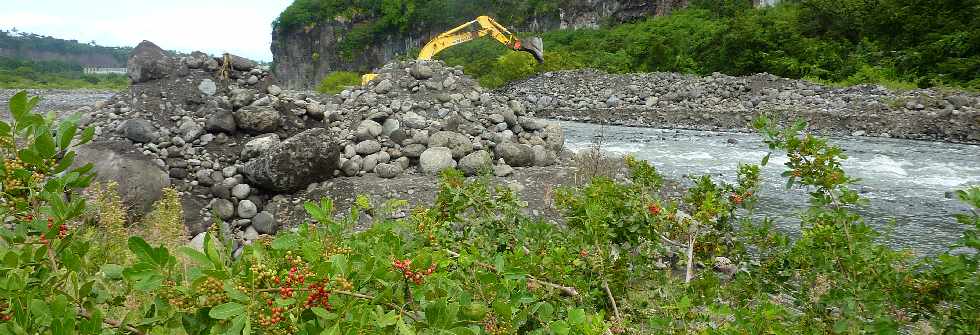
[
  {"xmin": 178, "ymin": 120, "xmax": 204, "ymax": 142},
  {"xmin": 543, "ymin": 123, "xmax": 565, "ymax": 152},
  {"xmin": 204, "ymin": 106, "xmax": 236, "ymax": 133},
  {"xmin": 235, "ymin": 106, "xmax": 280, "ymax": 133},
  {"xmin": 400, "ymin": 112, "xmax": 428, "ymax": 129},
  {"xmin": 458, "ymin": 150, "xmax": 492, "ymax": 176},
  {"xmin": 494, "ymin": 142, "xmax": 534, "ymax": 167},
  {"xmin": 532, "ymin": 145, "xmax": 556, "ymax": 166},
  {"xmin": 227, "ymin": 54, "xmax": 258, "ymax": 71},
  {"xmin": 241, "ymin": 134, "xmax": 280, "ymax": 160},
  {"xmin": 198, "ymin": 79, "xmax": 217, "ymax": 96},
  {"xmin": 356, "ymin": 120, "xmax": 383, "ymax": 141},
  {"xmin": 355, "ymin": 140, "xmax": 382, "ymax": 155},
  {"xmin": 237, "ymin": 200, "xmax": 257, "ymax": 218},
  {"xmin": 127, "ymin": 40, "xmax": 173, "ymax": 83},
  {"xmin": 121, "ymin": 119, "xmax": 158, "ymax": 143},
  {"xmin": 519, "ymin": 117, "xmax": 544, "ymax": 131},
  {"xmin": 375, "ymin": 163, "xmax": 403, "ymax": 178},
  {"xmin": 243, "ymin": 128, "xmax": 341, "ymax": 192},
  {"xmin": 402, "ymin": 144, "xmax": 426, "ymax": 158},
  {"xmin": 251, "ymin": 211, "xmax": 277, "ymax": 234},
  {"xmin": 428, "ymin": 131, "xmax": 473, "ymax": 159},
  {"xmin": 410, "ymin": 63, "xmax": 434, "ymax": 80},
  {"xmin": 76, "ymin": 142, "xmax": 170, "ymax": 216},
  {"xmin": 212, "ymin": 199, "xmax": 235, "ymax": 220},
  {"xmin": 374, "ymin": 79, "xmax": 393, "ymax": 94},
  {"xmin": 419, "ymin": 147, "xmax": 456, "ymax": 174},
  {"xmin": 230, "ymin": 88, "xmax": 256, "ymax": 109}
]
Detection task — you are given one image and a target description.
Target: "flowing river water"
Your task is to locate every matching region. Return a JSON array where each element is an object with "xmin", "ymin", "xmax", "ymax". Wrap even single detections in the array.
[{"xmin": 559, "ymin": 121, "xmax": 980, "ymax": 256}]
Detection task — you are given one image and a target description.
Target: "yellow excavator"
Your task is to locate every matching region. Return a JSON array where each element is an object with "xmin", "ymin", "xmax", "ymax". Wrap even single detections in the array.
[{"xmin": 361, "ymin": 15, "xmax": 544, "ymax": 84}]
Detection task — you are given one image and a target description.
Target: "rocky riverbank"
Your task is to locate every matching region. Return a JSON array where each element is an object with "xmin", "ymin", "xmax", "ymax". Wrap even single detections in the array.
[
  {"xmin": 498, "ymin": 69, "xmax": 980, "ymax": 143},
  {"xmin": 0, "ymin": 89, "xmax": 117, "ymax": 119},
  {"xmin": 58, "ymin": 41, "xmax": 572, "ymax": 256}
]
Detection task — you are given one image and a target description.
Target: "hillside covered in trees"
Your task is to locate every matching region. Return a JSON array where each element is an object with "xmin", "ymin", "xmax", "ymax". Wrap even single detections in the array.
[
  {"xmin": 274, "ymin": 0, "xmax": 980, "ymax": 90},
  {"xmin": 0, "ymin": 30, "xmax": 130, "ymax": 89}
]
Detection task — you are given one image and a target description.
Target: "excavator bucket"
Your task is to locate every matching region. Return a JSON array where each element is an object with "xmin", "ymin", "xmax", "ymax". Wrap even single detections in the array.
[{"xmin": 518, "ymin": 37, "xmax": 545, "ymax": 63}]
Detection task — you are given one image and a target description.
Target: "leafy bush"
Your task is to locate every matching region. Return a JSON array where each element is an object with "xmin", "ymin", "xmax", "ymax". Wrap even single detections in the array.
[
  {"xmin": 316, "ymin": 71, "xmax": 361, "ymax": 94},
  {"xmin": 2, "ymin": 91, "xmax": 978, "ymax": 333}
]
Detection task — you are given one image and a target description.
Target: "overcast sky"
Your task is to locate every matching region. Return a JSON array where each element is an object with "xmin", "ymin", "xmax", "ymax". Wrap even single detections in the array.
[{"xmin": 1, "ymin": 0, "xmax": 293, "ymax": 61}]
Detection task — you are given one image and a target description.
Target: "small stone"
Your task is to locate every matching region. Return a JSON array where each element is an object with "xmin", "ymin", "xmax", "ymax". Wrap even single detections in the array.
[
  {"xmin": 251, "ymin": 211, "xmax": 276, "ymax": 234},
  {"xmin": 244, "ymin": 226, "xmax": 259, "ymax": 240},
  {"xmin": 237, "ymin": 200, "xmax": 258, "ymax": 218},
  {"xmin": 212, "ymin": 199, "xmax": 235, "ymax": 220},
  {"xmin": 231, "ymin": 184, "xmax": 251, "ymax": 199},
  {"xmin": 493, "ymin": 164, "xmax": 514, "ymax": 177},
  {"xmin": 355, "ymin": 140, "xmax": 382, "ymax": 155},
  {"xmin": 267, "ymin": 85, "xmax": 282, "ymax": 96}
]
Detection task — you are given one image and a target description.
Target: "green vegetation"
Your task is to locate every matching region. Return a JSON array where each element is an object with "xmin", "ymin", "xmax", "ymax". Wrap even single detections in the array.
[
  {"xmin": 317, "ymin": 71, "xmax": 361, "ymax": 93},
  {"xmin": 0, "ymin": 57, "xmax": 128, "ymax": 90},
  {"xmin": 2, "ymin": 90, "xmax": 979, "ymax": 333},
  {"xmin": 0, "ymin": 30, "xmax": 130, "ymax": 90},
  {"xmin": 278, "ymin": 0, "xmax": 979, "ymax": 90}
]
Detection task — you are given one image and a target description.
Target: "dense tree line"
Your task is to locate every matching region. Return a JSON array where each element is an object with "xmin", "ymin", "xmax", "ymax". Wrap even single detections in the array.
[{"xmin": 281, "ymin": 0, "xmax": 979, "ymax": 90}]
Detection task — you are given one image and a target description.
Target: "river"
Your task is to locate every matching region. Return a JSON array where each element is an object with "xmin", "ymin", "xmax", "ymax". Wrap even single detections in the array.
[{"xmin": 559, "ymin": 121, "xmax": 980, "ymax": 256}]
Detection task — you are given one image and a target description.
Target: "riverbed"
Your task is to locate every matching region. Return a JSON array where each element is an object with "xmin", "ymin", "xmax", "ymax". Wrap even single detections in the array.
[{"xmin": 560, "ymin": 121, "xmax": 980, "ymax": 256}]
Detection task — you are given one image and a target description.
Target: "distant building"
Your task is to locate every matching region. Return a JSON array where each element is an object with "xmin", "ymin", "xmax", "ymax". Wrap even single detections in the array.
[{"xmin": 83, "ymin": 67, "xmax": 127, "ymax": 75}]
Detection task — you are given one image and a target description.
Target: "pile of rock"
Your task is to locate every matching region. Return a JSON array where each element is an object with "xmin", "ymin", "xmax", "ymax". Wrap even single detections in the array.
[
  {"xmin": 332, "ymin": 60, "xmax": 565, "ymax": 179},
  {"xmin": 499, "ymin": 69, "xmax": 980, "ymax": 142},
  {"xmin": 73, "ymin": 41, "xmax": 566, "ymax": 252}
]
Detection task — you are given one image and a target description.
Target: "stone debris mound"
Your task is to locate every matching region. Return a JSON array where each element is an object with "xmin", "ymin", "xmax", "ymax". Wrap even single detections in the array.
[{"xmin": 72, "ymin": 41, "xmax": 565, "ymax": 253}]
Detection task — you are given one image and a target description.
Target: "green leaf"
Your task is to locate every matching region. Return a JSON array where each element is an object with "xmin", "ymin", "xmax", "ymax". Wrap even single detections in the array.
[
  {"xmin": 18, "ymin": 149, "xmax": 41, "ymax": 166},
  {"xmin": 134, "ymin": 274, "xmax": 164, "ymax": 291},
  {"xmin": 78, "ymin": 127, "xmax": 95, "ymax": 146},
  {"xmin": 58, "ymin": 118, "xmax": 78, "ymax": 151},
  {"xmin": 761, "ymin": 152, "xmax": 771, "ymax": 166},
  {"xmin": 9, "ymin": 91, "xmax": 28, "ymax": 121},
  {"xmin": 550, "ymin": 320, "xmax": 570, "ymax": 335},
  {"xmin": 128, "ymin": 237, "xmax": 155, "ymax": 263},
  {"xmin": 271, "ymin": 233, "xmax": 299, "ymax": 250},
  {"xmin": 396, "ymin": 318, "xmax": 416, "ymax": 335},
  {"xmin": 101, "ymin": 264, "xmax": 124, "ymax": 280},
  {"xmin": 209, "ymin": 302, "xmax": 245, "ymax": 320},
  {"xmin": 226, "ymin": 314, "xmax": 246, "ymax": 335},
  {"xmin": 535, "ymin": 302, "xmax": 554, "ymax": 322},
  {"xmin": 180, "ymin": 247, "xmax": 212, "ymax": 266},
  {"xmin": 223, "ymin": 281, "xmax": 250, "ymax": 302},
  {"xmin": 567, "ymin": 308, "xmax": 585, "ymax": 325},
  {"xmin": 35, "ymin": 131, "xmax": 56, "ymax": 158}
]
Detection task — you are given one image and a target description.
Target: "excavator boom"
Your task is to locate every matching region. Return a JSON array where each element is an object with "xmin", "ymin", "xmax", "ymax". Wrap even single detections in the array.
[{"xmin": 362, "ymin": 15, "xmax": 543, "ymax": 85}]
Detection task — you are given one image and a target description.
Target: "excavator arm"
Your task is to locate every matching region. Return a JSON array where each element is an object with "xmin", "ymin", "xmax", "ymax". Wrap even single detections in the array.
[
  {"xmin": 418, "ymin": 16, "xmax": 544, "ymax": 62},
  {"xmin": 361, "ymin": 15, "xmax": 543, "ymax": 85}
]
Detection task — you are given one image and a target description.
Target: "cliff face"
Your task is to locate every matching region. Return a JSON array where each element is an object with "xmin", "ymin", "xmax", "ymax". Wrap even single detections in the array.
[{"xmin": 272, "ymin": 0, "xmax": 688, "ymax": 90}]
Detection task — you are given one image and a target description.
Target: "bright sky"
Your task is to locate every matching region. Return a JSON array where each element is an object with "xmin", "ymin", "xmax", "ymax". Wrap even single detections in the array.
[{"xmin": 0, "ymin": 0, "xmax": 294, "ymax": 62}]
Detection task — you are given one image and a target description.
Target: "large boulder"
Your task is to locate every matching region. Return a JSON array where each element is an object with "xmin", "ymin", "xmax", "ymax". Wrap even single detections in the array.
[
  {"xmin": 235, "ymin": 106, "xmax": 280, "ymax": 133},
  {"xmin": 494, "ymin": 142, "xmax": 534, "ymax": 167},
  {"xmin": 241, "ymin": 134, "xmax": 280, "ymax": 160},
  {"xmin": 227, "ymin": 54, "xmax": 258, "ymax": 71},
  {"xmin": 543, "ymin": 123, "xmax": 565, "ymax": 152},
  {"xmin": 204, "ymin": 106, "xmax": 237, "ymax": 133},
  {"xmin": 243, "ymin": 128, "xmax": 341, "ymax": 192},
  {"xmin": 419, "ymin": 147, "xmax": 456, "ymax": 174},
  {"xmin": 127, "ymin": 40, "xmax": 174, "ymax": 83},
  {"xmin": 458, "ymin": 150, "xmax": 492, "ymax": 176},
  {"xmin": 120, "ymin": 118, "xmax": 158, "ymax": 143},
  {"xmin": 428, "ymin": 131, "xmax": 473, "ymax": 159},
  {"xmin": 75, "ymin": 142, "xmax": 170, "ymax": 216}
]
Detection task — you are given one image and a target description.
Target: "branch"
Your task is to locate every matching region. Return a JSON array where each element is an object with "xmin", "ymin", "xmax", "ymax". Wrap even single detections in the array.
[
  {"xmin": 77, "ymin": 308, "xmax": 144, "ymax": 335},
  {"xmin": 602, "ymin": 279, "xmax": 620, "ymax": 320},
  {"xmin": 445, "ymin": 249, "xmax": 579, "ymax": 297},
  {"xmin": 659, "ymin": 234, "xmax": 686, "ymax": 248},
  {"xmin": 255, "ymin": 287, "xmax": 419, "ymax": 321}
]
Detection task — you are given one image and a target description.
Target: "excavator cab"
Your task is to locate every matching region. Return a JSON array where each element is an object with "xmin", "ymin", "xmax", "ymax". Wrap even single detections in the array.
[{"xmin": 517, "ymin": 36, "xmax": 545, "ymax": 63}]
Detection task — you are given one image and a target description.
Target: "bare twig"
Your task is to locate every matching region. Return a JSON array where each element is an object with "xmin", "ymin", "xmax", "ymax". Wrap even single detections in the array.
[
  {"xmin": 602, "ymin": 279, "xmax": 620, "ymax": 320},
  {"xmin": 659, "ymin": 234, "xmax": 686, "ymax": 248},
  {"xmin": 445, "ymin": 249, "xmax": 579, "ymax": 297},
  {"xmin": 685, "ymin": 234, "xmax": 695, "ymax": 283},
  {"xmin": 77, "ymin": 308, "xmax": 144, "ymax": 335}
]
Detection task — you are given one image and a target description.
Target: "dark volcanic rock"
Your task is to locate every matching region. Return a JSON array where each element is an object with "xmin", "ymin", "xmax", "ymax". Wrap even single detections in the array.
[
  {"xmin": 127, "ymin": 40, "xmax": 174, "ymax": 83},
  {"xmin": 243, "ymin": 128, "xmax": 341, "ymax": 192},
  {"xmin": 75, "ymin": 142, "xmax": 170, "ymax": 216}
]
